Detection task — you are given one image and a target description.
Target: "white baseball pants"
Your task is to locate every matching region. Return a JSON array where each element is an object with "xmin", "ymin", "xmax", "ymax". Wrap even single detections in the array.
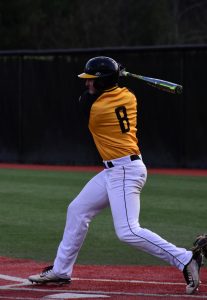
[{"xmin": 53, "ymin": 155, "xmax": 192, "ymax": 278}]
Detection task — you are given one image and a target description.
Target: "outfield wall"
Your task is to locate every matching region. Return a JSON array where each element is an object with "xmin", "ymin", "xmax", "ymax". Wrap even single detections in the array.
[{"xmin": 0, "ymin": 46, "xmax": 206, "ymax": 168}]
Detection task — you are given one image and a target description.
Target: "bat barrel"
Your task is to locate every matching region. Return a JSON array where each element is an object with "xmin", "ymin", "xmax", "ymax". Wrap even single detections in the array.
[
  {"xmin": 174, "ymin": 85, "xmax": 183, "ymax": 94},
  {"xmin": 146, "ymin": 78, "xmax": 183, "ymax": 94},
  {"xmin": 120, "ymin": 70, "xmax": 183, "ymax": 94}
]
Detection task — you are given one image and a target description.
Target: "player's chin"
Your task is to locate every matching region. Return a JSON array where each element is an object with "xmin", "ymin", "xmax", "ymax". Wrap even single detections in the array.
[{"xmin": 88, "ymin": 88, "xmax": 97, "ymax": 94}]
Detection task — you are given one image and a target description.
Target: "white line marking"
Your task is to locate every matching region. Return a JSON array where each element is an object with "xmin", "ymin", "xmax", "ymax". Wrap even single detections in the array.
[
  {"xmin": 0, "ymin": 273, "xmax": 188, "ymax": 286},
  {"xmin": 1, "ymin": 274, "xmax": 207, "ymax": 298},
  {"xmin": 0, "ymin": 282, "xmax": 31, "ymax": 290},
  {"xmin": 73, "ymin": 277, "xmax": 185, "ymax": 285},
  {"xmin": 44, "ymin": 293, "xmax": 109, "ymax": 299},
  {"xmin": 2, "ymin": 273, "xmax": 207, "ymax": 287},
  {"xmin": 0, "ymin": 274, "xmax": 26, "ymax": 283}
]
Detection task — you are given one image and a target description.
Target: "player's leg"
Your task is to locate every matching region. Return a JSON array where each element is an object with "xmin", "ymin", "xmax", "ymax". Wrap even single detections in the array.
[
  {"xmin": 28, "ymin": 169, "xmax": 109, "ymax": 283},
  {"xmin": 53, "ymin": 169, "xmax": 109, "ymax": 278},
  {"xmin": 106, "ymin": 161, "xmax": 204, "ymax": 294},
  {"xmin": 106, "ymin": 161, "xmax": 192, "ymax": 270}
]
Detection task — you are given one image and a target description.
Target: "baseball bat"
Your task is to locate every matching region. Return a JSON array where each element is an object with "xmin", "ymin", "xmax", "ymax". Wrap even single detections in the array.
[{"xmin": 120, "ymin": 70, "xmax": 183, "ymax": 94}]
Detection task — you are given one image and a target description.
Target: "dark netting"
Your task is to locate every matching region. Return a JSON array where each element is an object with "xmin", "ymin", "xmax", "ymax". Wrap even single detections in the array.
[
  {"xmin": 0, "ymin": 46, "xmax": 206, "ymax": 168},
  {"xmin": 0, "ymin": 56, "xmax": 21, "ymax": 162}
]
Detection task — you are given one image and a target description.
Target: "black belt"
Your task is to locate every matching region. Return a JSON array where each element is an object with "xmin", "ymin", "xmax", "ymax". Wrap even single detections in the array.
[{"xmin": 105, "ymin": 155, "xmax": 140, "ymax": 168}]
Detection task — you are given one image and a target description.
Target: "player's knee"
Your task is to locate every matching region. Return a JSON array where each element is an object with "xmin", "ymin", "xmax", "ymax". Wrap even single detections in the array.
[
  {"xmin": 67, "ymin": 201, "xmax": 83, "ymax": 222},
  {"xmin": 115, "ymin": 228, "xmax": 130, "ymax": 243},
  {"xmin": 115, "ymin": 225, "xmax": 141, "ymax": 243},
  {"xmin": 67, "ymin": 201, "xmax": 78, "ymax": 215},
  {"xmin": 67, "ymin": 201, "xmax": 90, "ymax": 226}
]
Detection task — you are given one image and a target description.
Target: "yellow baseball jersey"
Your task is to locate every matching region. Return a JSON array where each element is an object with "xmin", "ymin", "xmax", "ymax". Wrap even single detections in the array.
[{"xmin": 88, "ymin": 86, "xmax": 140, "ymax": 161}]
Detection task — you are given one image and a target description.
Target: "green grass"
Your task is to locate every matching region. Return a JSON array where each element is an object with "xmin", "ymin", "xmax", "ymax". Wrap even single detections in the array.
[{"xmin": 0, "ymin": 168, "xmax": 206, "ymax": 266}]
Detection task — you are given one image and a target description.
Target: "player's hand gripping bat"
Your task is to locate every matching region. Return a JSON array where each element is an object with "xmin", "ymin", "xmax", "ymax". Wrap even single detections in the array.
[{"xmin": 120, "ymin": 69, "xmax": 183, "ymax": 95}]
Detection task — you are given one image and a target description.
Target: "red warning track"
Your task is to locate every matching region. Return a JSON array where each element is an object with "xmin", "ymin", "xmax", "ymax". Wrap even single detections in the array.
[
  {"xmin": 0, "ymin": 163, "xmax": 207, "ymax": 176},
  {"xmin": 0, "ymin": 256, "xmax": 207, "ymax": 299}
]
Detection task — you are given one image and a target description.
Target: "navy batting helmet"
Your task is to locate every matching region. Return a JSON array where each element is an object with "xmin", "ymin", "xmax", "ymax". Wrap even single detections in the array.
[{"xmin": 78, "ymin": 56, "xmax": 119, "ymax": 90}]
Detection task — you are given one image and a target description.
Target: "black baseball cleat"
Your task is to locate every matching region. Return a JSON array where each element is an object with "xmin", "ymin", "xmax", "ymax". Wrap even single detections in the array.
[{"xmin": 28, "ymin": 265, "xmax": 71, "ymax": 285}]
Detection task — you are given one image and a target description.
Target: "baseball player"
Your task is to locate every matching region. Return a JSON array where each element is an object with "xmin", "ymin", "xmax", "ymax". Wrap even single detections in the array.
[{"xmin": 28, "ymin": 56, "xmax": 207, "ymax": 294}]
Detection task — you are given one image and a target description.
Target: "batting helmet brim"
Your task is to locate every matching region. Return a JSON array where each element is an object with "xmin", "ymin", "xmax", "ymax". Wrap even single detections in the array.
[{"xmin": 78, "ymin": 73, "xmax": 98, "ymax": 79}]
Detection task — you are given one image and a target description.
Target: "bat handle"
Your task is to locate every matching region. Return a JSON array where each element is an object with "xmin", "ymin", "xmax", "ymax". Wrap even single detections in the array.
[{"xmin": 119, "ymin": 70, "xmax": 130, "ymax": 77}]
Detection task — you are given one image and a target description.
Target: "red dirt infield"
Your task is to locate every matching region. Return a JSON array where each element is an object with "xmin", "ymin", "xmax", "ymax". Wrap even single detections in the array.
[{"xmin": 0, "ymin": 256, "xmax": 207, "ymax": 300}]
